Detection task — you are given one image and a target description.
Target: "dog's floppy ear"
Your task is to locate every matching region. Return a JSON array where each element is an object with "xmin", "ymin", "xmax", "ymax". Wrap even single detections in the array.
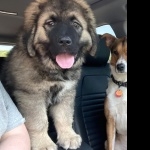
[
  {"xmin": 86, "ymin": 12, "xmax": 97, "ymax": 56},
  {"xmin": 27, "ymin": 27, "xmax": 36, "ymax": 57},
  {"xmin": 102, "ymin": 33, "xmax": 116, "ymax": 48},
  {"xmin": 88, "ymin": 28, "xmax": 97, "ymax": 56},
  {"xmin": 24, "ymin": 0, "xmax": 48, "ymax": 32}
]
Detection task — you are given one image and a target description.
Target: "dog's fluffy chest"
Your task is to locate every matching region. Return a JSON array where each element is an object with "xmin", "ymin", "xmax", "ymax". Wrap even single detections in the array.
[
  {"xmin": 107, "ymin": 81, "xmax": 127, "ymax": 134},
  {"xmin": 46, "ymin": 80, "xmax": 76, "ymax": 105}
]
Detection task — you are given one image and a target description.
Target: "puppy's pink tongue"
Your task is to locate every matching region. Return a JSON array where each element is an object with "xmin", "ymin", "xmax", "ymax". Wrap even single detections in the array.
[{"xmin": 56, "ymin": 53, "xmax": 75, "ymax": 69}]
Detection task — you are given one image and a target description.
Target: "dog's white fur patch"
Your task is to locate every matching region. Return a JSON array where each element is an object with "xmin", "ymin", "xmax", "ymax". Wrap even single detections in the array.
[
  {"xmin": 116, "ymin": 57, "xmax": 127, "ymax": 73},
  {"xmin": 107, "ymin": 64, "xmax": 127, "ymax": 134}
]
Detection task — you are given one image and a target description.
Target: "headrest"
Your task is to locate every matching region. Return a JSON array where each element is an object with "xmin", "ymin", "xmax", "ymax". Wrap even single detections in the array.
[{"xmin": 83, "ymin": 35, "xmax": 110, "ymax": 66}]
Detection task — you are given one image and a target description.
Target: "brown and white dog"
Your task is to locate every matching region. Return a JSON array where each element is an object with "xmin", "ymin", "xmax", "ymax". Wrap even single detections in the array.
[{"xmin": 103, "ymin": 33, "xmax": 127, "ymax": 150}]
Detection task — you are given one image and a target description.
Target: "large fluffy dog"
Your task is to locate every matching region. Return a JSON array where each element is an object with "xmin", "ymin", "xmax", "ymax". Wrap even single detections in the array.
[
  {"xmin": 103, "ymin": 33, "xmax": 127, "ymax": 150},
  {"xmin": 1, "ymin": 0, "xmax": 97, "ymax": 149}
]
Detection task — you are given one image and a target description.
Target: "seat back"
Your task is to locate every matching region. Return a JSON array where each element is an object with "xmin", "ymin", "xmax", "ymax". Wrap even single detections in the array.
[
  {"xmin": 0, "ymin": 57, "xmax": 5, "ymax": 78},
  {"xmin": 74, "ymin": 35, "xmax": 111, "ymax": 150}
]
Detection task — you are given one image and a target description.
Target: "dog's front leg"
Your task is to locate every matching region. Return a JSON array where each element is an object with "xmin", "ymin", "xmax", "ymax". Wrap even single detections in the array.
[
  {"xmin": 104, "ymin": 98, "xmax": 116, "ymax": 150},
  {"xmin": 106, "ymin": 116, "xmax": 116, "ymax": 150},
  {"xmin": 50, "ymin": 91, "xmax": 82, "ymax": 150},
  {"xmin": 15, "ymin": 92, "xmax": 57, "ymax": 150}
]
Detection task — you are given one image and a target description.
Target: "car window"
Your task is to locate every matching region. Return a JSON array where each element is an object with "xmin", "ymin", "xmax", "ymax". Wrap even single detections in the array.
[
  {"xmin": 96, "ymin": 25, "xmax": 116, "ymax": 37},
  {"xmin": 0, "ymin": 45, "xmax": 14, "ymax": 57}
]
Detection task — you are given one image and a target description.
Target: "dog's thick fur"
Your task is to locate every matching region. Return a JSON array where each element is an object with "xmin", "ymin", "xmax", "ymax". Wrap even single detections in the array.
[
  {"xmin": 1, "ymin": 0, "xmax": 97, "ymax": 149},
  {"xmin": 102, "ymin": 33, "xmax": 127, "ymax": 150}
]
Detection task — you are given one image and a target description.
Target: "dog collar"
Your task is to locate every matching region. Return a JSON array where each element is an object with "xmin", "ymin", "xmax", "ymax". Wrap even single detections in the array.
[{"xmin": 111, "ymin": 75, "xmax": 127, "ymax": 88}]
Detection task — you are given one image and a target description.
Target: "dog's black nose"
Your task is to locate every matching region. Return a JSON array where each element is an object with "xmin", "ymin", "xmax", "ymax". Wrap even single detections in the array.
[
  {"xmin": 58, "ymin": 36, "xmax": 72, "ymax": 46},
  {"xmin": 117, "ymin": 63, "xmax": 125, "ymax": 72}
]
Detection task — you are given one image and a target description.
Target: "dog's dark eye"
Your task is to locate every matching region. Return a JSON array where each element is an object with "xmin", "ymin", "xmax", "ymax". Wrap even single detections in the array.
[
  {"xmin": 72, "ymin": 21, "xmax": 81, "ymax": 29},
  {"xmin": 45, "ymin": 20, "xmax": 55, "ymax": 26},
  {"xmin": 113, "ymin": 50, "xmax": 118, "ymax": 55}
]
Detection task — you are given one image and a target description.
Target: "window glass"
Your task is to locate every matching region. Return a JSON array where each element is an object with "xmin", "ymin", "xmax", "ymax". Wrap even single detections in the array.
[
  {"xmin": 0, "ymin": 45, "xmax": 14, "ymax": 57},
  {"xmin": 96, "ymin": 25, "xmax": 116, "ymax": 37}
]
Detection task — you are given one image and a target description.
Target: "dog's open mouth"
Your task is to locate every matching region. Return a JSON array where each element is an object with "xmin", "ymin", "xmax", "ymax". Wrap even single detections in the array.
[{"xmin": 56, "ymin": 53, "xmax": 75, "ymax": 69}]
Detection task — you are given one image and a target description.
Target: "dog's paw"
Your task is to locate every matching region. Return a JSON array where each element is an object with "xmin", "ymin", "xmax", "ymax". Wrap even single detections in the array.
[
  {"xmin": 32, "ymin": 143, "xmax": 57, "ymax": 150},
  {"xmin": 104, "ymin": 140, "xmax": 107, "ymax": 150},
  {"xmin": 31, "ymin": 135, "xmax": 57, "ymax": 150},
  {"xmin": 57, "ymin": 132, "xmax": 82, "ymax": 149}
]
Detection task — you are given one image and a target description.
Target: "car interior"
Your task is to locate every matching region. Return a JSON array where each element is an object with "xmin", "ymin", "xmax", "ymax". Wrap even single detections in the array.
[{"xmin": 0, "ymin": 0, "xmax": 127, "ymax": 150}]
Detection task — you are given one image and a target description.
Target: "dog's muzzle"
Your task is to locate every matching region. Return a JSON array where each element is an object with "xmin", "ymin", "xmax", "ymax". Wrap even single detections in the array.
[{"xmin": 117, "ymin": 63, "xmax": 125, "ymax": 72}]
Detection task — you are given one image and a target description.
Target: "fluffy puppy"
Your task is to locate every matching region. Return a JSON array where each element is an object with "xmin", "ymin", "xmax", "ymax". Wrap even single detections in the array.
[{"xmin": 1, "ymin": 0, "xmax": 97, "ymax": 150}]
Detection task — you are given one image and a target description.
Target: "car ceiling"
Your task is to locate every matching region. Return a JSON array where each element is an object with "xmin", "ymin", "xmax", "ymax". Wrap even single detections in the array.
[{"xmin": 0, "ymin": 0, "xmax": 127, "ymax": 44}]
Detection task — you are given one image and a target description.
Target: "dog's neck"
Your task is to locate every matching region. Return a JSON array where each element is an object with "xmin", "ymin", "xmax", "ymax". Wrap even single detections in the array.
[
  {"xmin": 111, "ymin": 73, "xmax": 127, "ymax": 82},
  {"xmin": 111, "ymin": 74, "xmax": 127, "ymax": 88},
  {"xmin": 110, "ymin": 66, "xmax": 127, "ymax": 82}
]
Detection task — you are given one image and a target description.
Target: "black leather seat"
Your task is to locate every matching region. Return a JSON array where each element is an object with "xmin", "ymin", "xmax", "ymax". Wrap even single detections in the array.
[
  {"xmin": 73, "ymin": 35, "xmax": 111, "ymax": 150},
  {"xmin": 0, "ymin": 57, "xmax": 5, "ymax": 77}
]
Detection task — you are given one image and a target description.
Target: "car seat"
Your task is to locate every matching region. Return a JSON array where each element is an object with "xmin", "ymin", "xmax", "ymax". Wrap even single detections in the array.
[
  {"xmin": 0, "ymin": 57, "xmax": 5, "ymax": 77},
  {"xmin": 73, "ymin": 35, "xmax": 111, "ymax": 150}
]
